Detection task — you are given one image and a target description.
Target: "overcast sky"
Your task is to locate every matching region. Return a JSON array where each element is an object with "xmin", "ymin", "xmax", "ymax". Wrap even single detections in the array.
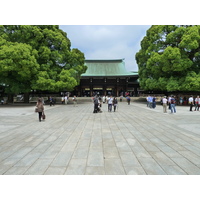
[{"xmin": 59, "ymin": 25, "xmax": 151, "ymax": 72}]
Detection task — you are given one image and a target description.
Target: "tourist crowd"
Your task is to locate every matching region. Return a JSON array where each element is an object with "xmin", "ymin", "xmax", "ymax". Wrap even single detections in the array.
[{"xmin": 146, "ymin": 95, "xmax": 200, "ymax": 113}]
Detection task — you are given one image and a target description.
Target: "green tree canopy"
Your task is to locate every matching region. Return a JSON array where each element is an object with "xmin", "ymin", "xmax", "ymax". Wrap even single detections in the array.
[
  {"xmin": 0, "ymin": 38, "xmax": 39, "ymax": 94},
  {"xmin": 135, "ymin": 25, "xmax": 200, "ymax": 92},
  {"xmin": 0, "ymin": 25, "xmax": 87, "ymax": 100}
]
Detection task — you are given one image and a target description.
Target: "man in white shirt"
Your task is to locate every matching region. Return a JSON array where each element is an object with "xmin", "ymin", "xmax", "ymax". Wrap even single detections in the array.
[
  {"xmin": 188, "ymin": 96, "xmax": 194, "ymax": 111},
  {"xmin": 162, "ymin": 96, "xmax": 168, "ymax": 113},
  {"xmin": 148, "ymin": 95, "xmax": 153, "ymax": 108},
  {"xmin": 107, "ymin": 96, "xmax": 113, "ymax": 112},
  {"xmin": 64, "ymin": 96, "xmax": 68, "ymax": 104},
  {"xmin": 146, "ymin": 95, "xmax": 150, "ymax": 107}
]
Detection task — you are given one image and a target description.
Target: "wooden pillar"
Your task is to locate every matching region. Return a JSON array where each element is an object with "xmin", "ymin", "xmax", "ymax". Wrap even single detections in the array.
[
  {"xmin": 90, "ymin": 85, "xmax": 92, "ymax": 96},
  {"xmin": 104, "ymin": 78, "xmax": 107, "ymax": 96},
  {"xmin": 116, "ymin": 78, "xmax": 119, "ymax": 97},
  {"xmin": 116, "ymin": 87, "xmax": 119, "ymax": 97},
  {"xmin": 103, "ymin": 85, "xmax": 106, "ymax": 96},
  {"xmin": 90, "ymin": 78, "xmax": 93, "ymax": 97},
  {"xmin": 77, "ymin": 85, "xmax": 81, "ymax": 97}
]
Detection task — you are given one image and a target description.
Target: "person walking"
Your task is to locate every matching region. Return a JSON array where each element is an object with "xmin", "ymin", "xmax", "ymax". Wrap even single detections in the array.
[
  {"xmin": 149, "ymin": 95, "xmax": 153, "ymax": 108},
  {"xmin": 194, "ymin": 96, "xmax": 200, "ymax": 111},
  {"xmin": 146, "ymin": 95, "xmax": 151, "ymax": 107},
  {"xmin": 168, "ymin": 96, "xmax": 171, "ymax": 110},
  {"xmin": 41, "ymin": 97, "xmax": 45, "ymax": 105},
  {"xmin": 72, "ymin": 95, "xmax": 77, "ymax": 107},
  {"xmin": 99, "ymin": 96, "xmax": 102, "ymax": 108},
  {"xmin": 49, "ymin": 96, "xmax": 53, "ymax": 106},
  {"xmin": 113, "ymin": 97, "xmax": 118, "ymax": 112},
  {"xmin": 162, "ymin": 96, "xmax": 168, "ymax": 113},
  {"xmin": 49, "ymin": 96, "xmax": 55, "ymax": 106},
  {"xmin": 64, "ymin": 95, "xmax": 68, "ymax": 104},
  {"xmin": 188, "ymin": 96, "xmax": 194, "ymax": 111},
  {"xmin": 61, "ymin": 96, "xmax": 65, "ymax": 104},
  {"xmin": 1, "ymin": 98, "xmax": 4, "ymax": 105},
  {"xmin": 126, "ymin": 96, "xmax": 131, "ymax": 105},
  {"xmin": 102, "ymin": 96, "xmax": 106, "ymax": 103},
  {"xmin": 152, "ymin": 95, "xmax": 156, "ymax": 109},
  {"xmin": 170, "ymin": 95, "xmax": 176, "ymax": 113},
  {"xmin": 107, "ymin": 95, "xmax": 113, "ymax": 112},
  {"xmin": 93, "ymin": 96, "xmax": 99, "ymax": 113},
  {"xmin": 179, "ymin": 96, "xmax": 183, "ymax": 105},
  {"xmin": 36, "ymin": 98, "xmax": 44, "ymax": 122}
]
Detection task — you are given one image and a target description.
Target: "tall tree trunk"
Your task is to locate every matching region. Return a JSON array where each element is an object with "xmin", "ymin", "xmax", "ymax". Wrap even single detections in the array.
[
  {"xmin": 7, "ymin": 94, "xmax": 14, "ymax": 103},
  {"xmin": 24, "ymin": 92, "xmax": 29, "ymax": 103}
]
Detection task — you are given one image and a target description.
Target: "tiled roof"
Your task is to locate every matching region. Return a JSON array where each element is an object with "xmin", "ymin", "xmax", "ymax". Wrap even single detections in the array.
[{"xmin": 81, "ymin": 59, "xmax": 138, "ymax": 77}]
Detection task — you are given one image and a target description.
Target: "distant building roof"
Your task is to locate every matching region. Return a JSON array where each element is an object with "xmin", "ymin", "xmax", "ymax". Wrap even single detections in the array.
[{"xmin": 81, "ymin": 59, "xmax": 138, "ymax": 78}]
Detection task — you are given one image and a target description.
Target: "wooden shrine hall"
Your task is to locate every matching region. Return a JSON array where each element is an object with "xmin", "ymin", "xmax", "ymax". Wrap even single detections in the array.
[{"xmin": 74, "ymin": 59, "xmax": 139, "ymax": 97}]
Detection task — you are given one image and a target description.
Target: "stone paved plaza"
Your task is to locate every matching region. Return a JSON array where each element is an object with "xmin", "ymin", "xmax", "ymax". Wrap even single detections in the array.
[{"xmin": 0, "ymin": 99, "xmax": 200, "ymax": 175}]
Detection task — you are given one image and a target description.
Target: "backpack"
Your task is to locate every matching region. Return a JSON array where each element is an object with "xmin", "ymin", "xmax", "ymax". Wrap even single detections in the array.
[
  {"xmin": 94, "ymin": 98, "xmax": 98, "ymax": 104},
  {"xmin": 113, "ymin": 99, "xmax": 117, "ymax": 104},
  {"xmin": 171, "ymin": 98, "xmax": 175, "ymax": 104}
]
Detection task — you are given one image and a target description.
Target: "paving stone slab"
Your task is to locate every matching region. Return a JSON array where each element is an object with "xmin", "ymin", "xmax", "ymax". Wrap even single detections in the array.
[
  {"xmin": 85, "ymin": 166, "xmax": 105, "ymax": 175},
  {"xmin": 65, "ymin": 158, "xmax": 86, "ymax": 175},
  {"xmin": 1, "ymin": 101, "xmax": 200, "ymax": 175},
  {"xmin": 137, "ymin": 157, "xmax": 167, "ymax": 175},
  {"xmin": 124, "ymin": 166, "xmax": 146, "ymax": 175},
  {"xmin": 104, "ymin": 158, "xmax": 126, "ymax": 175}
]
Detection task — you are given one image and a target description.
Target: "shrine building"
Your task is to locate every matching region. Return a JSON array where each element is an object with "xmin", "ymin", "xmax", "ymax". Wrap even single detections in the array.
[{"xmin": 74, "ymin": 59, "xmax": 139, "ymax": 97}]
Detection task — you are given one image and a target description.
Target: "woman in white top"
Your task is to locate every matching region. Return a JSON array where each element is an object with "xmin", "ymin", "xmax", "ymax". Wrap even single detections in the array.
[{"xmin": 162, "ymin": 96, "xmax": 168, "ymax": 113}]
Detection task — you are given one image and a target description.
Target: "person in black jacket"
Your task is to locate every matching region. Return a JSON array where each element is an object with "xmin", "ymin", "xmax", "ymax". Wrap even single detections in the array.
[
  {"xmin": 126, "ymin": 96, "xmax": 131, "ymax": 105},
  {"xmin": 93, "ymin": 96, "xmax": 99, "ymax": 113},
  {"xmin": 113, "ymin": 97, "xmax": 118, "ymax": 112}
]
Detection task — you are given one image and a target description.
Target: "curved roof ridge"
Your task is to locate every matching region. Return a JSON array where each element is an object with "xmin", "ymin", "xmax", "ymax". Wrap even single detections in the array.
[
  {"xmin": 82, "ymin": 59, "xmax": 136, "ymax": 77},
  {"xmin": 85, "ymin": 58, "xmax": 124, "ymax": 62}
]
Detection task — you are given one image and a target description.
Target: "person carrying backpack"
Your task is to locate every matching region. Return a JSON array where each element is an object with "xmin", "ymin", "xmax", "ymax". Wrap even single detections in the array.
[
  {"xmin": 126, "ymin": 96, "xmax": 131, "ymax": 105},
  {"xmin": 93, "ymin": 96, "xmax": 99, "ymax": 113},
  {"xmin": 113, "ymin": 97, "xmax": 118, "ymax": 112},
  {"xmin": 170, "ymin": 95, "xmax": 176, "ymax": 113}
]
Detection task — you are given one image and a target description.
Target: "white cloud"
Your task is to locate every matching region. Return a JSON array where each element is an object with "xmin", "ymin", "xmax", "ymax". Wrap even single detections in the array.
[{"xmin": 60, "ymin": 25, "xmax": 151, "ymax": 71}]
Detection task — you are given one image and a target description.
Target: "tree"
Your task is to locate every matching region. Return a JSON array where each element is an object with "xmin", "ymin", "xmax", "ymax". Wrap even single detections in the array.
[
  {"xmin": 135, "ymin": 25, "xmax": 200, "ymax": 92},
  {"xmin": 0, "ymin": 25, "xmax": 87, "ymax": 102},
  {"xmin": 0, "ymin": 37, "xmax": 39, "ymax": 102}
]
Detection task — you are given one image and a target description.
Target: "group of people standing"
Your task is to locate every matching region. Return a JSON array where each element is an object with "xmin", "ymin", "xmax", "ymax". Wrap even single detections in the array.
[
  {"xmin": 107, "ymin": 96, "xmax": 118, "ymax": 112},
  {"xmin": 146, "ymin": 95, "xmax": 157, "ymax": 109},
  {"xmin": 164, "ymin": 95, "xmax": 200, "ymax": 113},
  {"xmin": 93, "ymin": 95, "xmax": 132, "ymax": 113},
  {"xmin": 61, "ymin": 96, "xmax": 69, "ymax": 104},
  {"xmin": 61, "ymin": 95, "xmax": 77, "ymax": 106},
  {"xmin": 102, "ymin": 95, "xmax": 131, "ymax": 105},
  {"xmin": 93, "ymin": 95, "xmax": 118, "ymax": 113},
  {"xmin": 162, "ymin": 95, "xmax": 176, "ymax": 113},
  {"xmin": 148, "ymin": 95, "xmax": 200, "ymax": 114},
  {"xmin": 188, "ymin": 95, "xmax": 200, "ymax": 111},
  {"xmin": 147, "ymin": 95, "xmax": 177, "ymax": 113}
]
